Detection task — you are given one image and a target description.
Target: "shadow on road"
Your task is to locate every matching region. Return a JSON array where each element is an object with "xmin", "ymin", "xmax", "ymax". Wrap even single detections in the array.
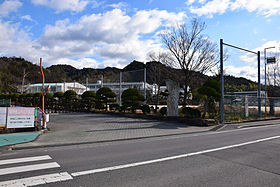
[{"xmin": 85, "ymin": 122, "xmax": 189, "ymax": 133}]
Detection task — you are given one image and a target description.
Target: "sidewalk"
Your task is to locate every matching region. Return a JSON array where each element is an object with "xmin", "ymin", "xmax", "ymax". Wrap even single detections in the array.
[
  {"xmin": 0, "ymin": 132, "xmax": 41, "ymax": 147},
  {"xmin": 13, "ymin": 113, "xmax": 215, "ymax": 150},
  {"xmin": 4, "ymin": 113, "xmax": 280, "ymax": 150}
]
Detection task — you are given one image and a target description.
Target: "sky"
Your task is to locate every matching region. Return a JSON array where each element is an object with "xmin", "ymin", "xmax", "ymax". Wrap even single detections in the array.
[{"xmin": 0, "ymin": 0, "xmax": 280, "ymax": 82}]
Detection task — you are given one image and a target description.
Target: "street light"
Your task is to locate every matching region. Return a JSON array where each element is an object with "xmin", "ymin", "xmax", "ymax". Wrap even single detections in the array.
[{"xmin": 264, "ymin": 46, "xmax": 275, "ymax": 114}]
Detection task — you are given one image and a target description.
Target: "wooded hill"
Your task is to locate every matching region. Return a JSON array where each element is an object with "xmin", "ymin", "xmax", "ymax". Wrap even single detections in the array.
[{"xmin": 0, "ymin": 56, "xmax": 265, "ymax": 94}]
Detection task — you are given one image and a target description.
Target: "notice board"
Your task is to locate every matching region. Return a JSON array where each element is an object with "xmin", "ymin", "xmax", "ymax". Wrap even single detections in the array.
[{"xmin": 7, "ymin": 107, "xmax": 35, "ymax": 128}]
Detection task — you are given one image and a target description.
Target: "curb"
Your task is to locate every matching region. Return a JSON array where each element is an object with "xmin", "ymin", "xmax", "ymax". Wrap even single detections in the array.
[
  {"xmin": 209, "ymin": 124, "xmax": 227, "ymax": 131},
  {"xmin": 223, "ymin": 117, "xmax": 280, "ymax": 125},
  {"xmin": 12, "ymin": 128, "xmax": 216, "ymax": 150},
  {"xmin": 237, "ymin": 122, "xmax": 280, "ymax": 129},
  {"xmin": 0, "ymin": 146, "xmax": 11, "ymax": 155}
]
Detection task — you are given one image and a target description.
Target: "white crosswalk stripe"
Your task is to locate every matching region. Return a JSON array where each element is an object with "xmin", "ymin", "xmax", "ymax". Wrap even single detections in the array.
[
  {"xmin": 0, "ymin": 162, "xmax": 60, "ymax": 176},
  {"xmin": 0, "ymin": 155, "xmax": 52, "ymax": 166},
  {"xmin": 0, "ymin": 172, "xmax": 73, "ymax": 187},
  {"xmin": 0, "ymin": 155, "xmax": 73, "ymax": 186}
]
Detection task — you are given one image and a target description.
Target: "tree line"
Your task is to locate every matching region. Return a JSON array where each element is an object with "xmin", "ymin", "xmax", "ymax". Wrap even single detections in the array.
[{"xmin": 0, "ymin": 87, "xmax": 149, "ymax": 114}]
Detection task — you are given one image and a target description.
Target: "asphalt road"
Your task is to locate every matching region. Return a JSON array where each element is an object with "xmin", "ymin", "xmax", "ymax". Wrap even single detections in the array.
[{"xmin": 1, "ymin": 122, "xmax": 280, "ymax": 186}]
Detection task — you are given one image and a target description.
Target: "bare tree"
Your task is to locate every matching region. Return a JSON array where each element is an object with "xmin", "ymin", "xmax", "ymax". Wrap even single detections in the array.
[
  {"xmin": 21, "ymin": 68, "xmax": 29, "ymax": 94},
  {"xmin": 147, "ymin": 51, "xmax": 173, "ymax": 111},
  {"xmin": 161, "ymin": 18, "xmax": 219, "ymax": 105},
  {"xmin": 266, "ymin": 52, "xmax": 280, "ymax": 115},
  {"xmin": 267, "ymin": 64, "xmax": 279, "ymax": 87},
  {"xmin": 267, "ymin": 51, "xmax": 280, "ymax": 87},
  {"xmin": 148, "ymin": 51, "xmax": 174, "ymax": 68}
]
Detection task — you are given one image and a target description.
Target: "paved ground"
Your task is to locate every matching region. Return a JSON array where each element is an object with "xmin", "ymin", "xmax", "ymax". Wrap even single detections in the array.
[
  {"xmin": 13, "ymin": 113, "xmax": 214, "ymax": 149},
  {"xmin": 4, "ymin": 113, "xmax": 280, "ymax": 150},
  {"xmin": 0, "ymin": 122, "xmax": 280, "ymax": 186}
]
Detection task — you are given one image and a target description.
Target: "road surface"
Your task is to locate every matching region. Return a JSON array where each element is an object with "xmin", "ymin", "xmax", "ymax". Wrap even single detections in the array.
[{"xmin": 1, "ymin": 120, "xmax": 280, "ymax": 186}]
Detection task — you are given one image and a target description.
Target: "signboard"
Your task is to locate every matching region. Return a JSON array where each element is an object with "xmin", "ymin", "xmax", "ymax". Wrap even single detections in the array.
[
  {"xmin": 0, "ymin": 107, "xmax": 7, "ymax": 127},
  {"xmin": 7, "ymin": 107, "xmax": 35, "ymax": 128},
  {"xmin": 267, "ymin": 57, "xmax": 276, "ymax": 64}
]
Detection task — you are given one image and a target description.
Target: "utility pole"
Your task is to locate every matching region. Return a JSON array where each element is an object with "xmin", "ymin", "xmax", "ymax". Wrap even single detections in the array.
[
  {"xmin": 264, "ymin": 46, "xmax": 275, "ymax": 114},
  {"xmin": 144, "ymin": 67, "xmax": 147, "ymax": 104},
  {"xmin": 119, "ymin": 72, "xmax": 122, "ymax": 105},
  {"xmin": 220, "ymin": 39, "xmax": 224, "ymax": 123},
  {"xmin": 40, "ymin": 58, "xmax": 45, "ymax": 129},
  {"xmin": 258, "ymin": 51, "xmax": 261, "ymax": 118}
]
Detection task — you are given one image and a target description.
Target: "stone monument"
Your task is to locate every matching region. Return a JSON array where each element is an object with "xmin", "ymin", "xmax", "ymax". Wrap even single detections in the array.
[{"xmin": 166, "ymin": 80, "xmax": 179, "ymax": 116}]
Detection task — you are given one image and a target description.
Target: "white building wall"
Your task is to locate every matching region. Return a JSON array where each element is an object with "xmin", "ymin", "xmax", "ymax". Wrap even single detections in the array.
[
  {"xmin": 86, "ymin": 82, "xmax": 157, "ymax": 95},
  {"xmin": 23, "ymin": 82, "xmax": 89, "ymax": 95}
]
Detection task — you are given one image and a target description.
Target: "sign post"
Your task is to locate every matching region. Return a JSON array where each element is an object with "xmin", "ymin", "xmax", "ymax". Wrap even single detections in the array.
[
  {"xmin": 40, "ymin": 58, "xmax": 45, "ymax": 129},
  {"xmin": 264, "ymin": 47, "xmax": 275, "ymax": 114}
]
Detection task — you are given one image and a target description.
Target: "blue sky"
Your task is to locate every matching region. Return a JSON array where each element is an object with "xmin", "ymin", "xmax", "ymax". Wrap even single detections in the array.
[{"xmin": 0, "ymin": 0, "xmax": 280, "ymax": 82}]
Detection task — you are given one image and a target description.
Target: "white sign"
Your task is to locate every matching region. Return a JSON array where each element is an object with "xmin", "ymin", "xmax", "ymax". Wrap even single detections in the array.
[
  {"xmin": 0, "ymin": 107, "xmax": 7, "ymax": 127},
  {"xmin": 45, "ymin": 114, "xmax": 49, "ymax": 122},
  {"xmin": 7, "ymin": 107, "xmax": 35, "ymax": 128}
]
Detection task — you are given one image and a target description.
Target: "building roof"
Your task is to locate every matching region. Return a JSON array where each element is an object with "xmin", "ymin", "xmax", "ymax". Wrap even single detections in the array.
[{"xmin": 28, "ymin": 82, "xmax": 81, "ymax": 87}]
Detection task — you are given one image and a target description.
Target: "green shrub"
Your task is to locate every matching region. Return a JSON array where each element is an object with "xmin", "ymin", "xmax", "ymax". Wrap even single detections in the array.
[
  {"xmin": 109, "ymin": 103, "xmax": 120, "ymax": 111},
  {"xmin": 181, "ymin": 107, "xmax": 201, "ymax": 118},
  {"xmin": 160, "ymin": 107, "xmax": 167, "ymax": 116},
  {"xmin": 121, "ymin": 88, "xmax": 144, "ymax": 113},
  {"xmin": 141, "ymin": 104, "xmax": 151, "ymax": 114},
  {"xmin": 95, "ymin": 102, "xmax": 105, "ymax": 110},
  {"xmin": 119, "ymin": 105, "xmax": 127, "ymax": 112}
]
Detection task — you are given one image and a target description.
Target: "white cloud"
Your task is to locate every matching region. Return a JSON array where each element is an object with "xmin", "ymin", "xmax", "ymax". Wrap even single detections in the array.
[
  {"xmin": 222, "ymin": 40, "xmax": 280, "ymax": 82},
  {"xmin": 240, "ymin": 40, "xmax": 280, "ymax": 65},
  {"xmin": 0, "ymin": 9, "xmax": 186, "ymax": 69},
  {"xmin": 225, "ymin": 65, "xmax": 259, "ymax": 81},
  {"xmin": 37, "ymin": 9, "xmax": 186, "ymax": 68},
  {"xmin": 186, "ymin": 0, "xmax": 196, "ymax": 5},
  {"xmin": 21, "ymin": 15, "xmax": 34, "ymax": 21},
  {"xmin": 189, "ymin": 0, "xmax": 231, "ymax": 17},
  {"xmin": 53, "ymin": 58, "xmax": 100, "ymax": 69},
  {"xmin": 0, "ymin": 20, "xmax": 39, "ymax": 62},
  {"xmin": 189, "ymin": 0, "xmax": 280, "ymax": 17},
  {"xmin": 0, "ymin": 0, "xmax": 22, "ymax": 16},
  {"xmin": 91, "ymin": 0, "xmax": 105, "ymax": 8},
  {"xmin": 230, "ymin": 0, "xmax": 280, "ymax": 17},
  {"xmin": 107, "ymin": 2, "xmax": 127, "ymax": 9},
  {"xmin": 31, "ymin": 0, "xmax": 89, "ymax": 13}
]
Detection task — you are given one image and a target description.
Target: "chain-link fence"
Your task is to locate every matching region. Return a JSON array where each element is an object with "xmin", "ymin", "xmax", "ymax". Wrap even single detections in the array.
[
  {"xmin": 0, "ymin": 99, "xmax": 11, "ymax": 107},
  {"xmin": 224, "ymin": 95, "xmax": 280, "ymax": 121}
]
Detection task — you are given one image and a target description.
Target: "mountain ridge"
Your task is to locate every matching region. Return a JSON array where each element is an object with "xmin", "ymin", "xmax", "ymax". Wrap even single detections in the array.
[{"xmin": 0, "ymin": 56, "xmax": 262, "ymax": 94}]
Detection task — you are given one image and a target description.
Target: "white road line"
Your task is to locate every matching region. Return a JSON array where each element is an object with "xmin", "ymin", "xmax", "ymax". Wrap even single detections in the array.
[
  {"xmin": 167, "ymin": 123, "xmax": 280, "ymax": 141},
  {"xmin": 0, "ymin": 172, "xmax": 73, "ymax": 187},
  {"xmin": 0, "ymin": 162, "xmax": 60, "ymax": 176},
  {"xmin": 211, "ymin": 123, "xmax": 280, "ymax": 134},
  {"xmin": 0, "ymin": 155, "xmax": 52, "ymax": 166},
  {"xmin": 71, "ymin": 135, "xmax": 280, "ymax": 177}
]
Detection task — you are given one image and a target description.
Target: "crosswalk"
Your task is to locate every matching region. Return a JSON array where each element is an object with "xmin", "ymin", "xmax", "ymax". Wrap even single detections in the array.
[{"xmin": 0, "ymin": 155, "xmax": 73, "ymax": 187}]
